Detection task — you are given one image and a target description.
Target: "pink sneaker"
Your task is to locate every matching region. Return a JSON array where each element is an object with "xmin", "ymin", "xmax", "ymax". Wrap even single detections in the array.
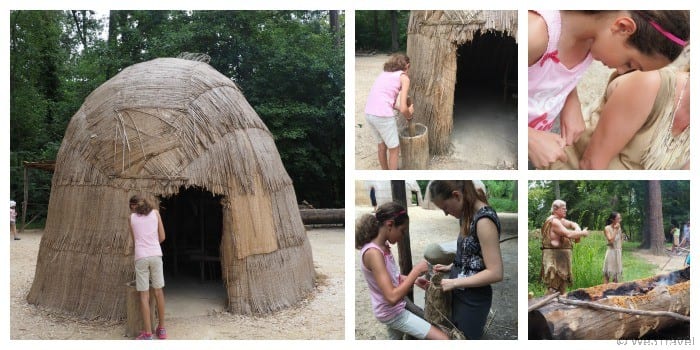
[
  {"xmin": 155, "ymin": 326, "xmax": 167, "ymax": 340},
  {"xmin": 135, "ymin": 331, "xmax": 152, "ymax": 340}
]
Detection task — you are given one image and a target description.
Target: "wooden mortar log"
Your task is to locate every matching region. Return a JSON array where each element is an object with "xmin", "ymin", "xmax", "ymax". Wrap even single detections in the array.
[{"xmin": 125, "ymin": 281, "xmax": 157, "ymax": 337}]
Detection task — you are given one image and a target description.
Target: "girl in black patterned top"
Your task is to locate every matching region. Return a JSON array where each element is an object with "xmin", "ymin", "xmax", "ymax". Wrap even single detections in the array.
[{"xmin": 428, "ymin": 180, "xmax": 503, "ymax": 339}]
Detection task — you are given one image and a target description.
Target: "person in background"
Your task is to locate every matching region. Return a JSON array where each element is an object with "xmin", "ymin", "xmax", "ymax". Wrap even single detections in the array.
[{"xmin": 10, "ymin": 200, "xmax": 19, "ymax": 240}]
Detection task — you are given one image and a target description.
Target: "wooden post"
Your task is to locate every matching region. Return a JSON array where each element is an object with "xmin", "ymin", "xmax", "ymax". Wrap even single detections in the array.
[
  {"xmin": 406, "ymin": 97, "xmax": 416, "ymax": 137},
  {"xmin": 125, "ymin": 281, "xmax": 157, "ymax": 337},
  {"xmin": 391, "ymin": 180, "xmax": 413, "ymax": 302},
  {"xmin": 21, "ymin": 165, "xmax": 28, "ymax": 232}
]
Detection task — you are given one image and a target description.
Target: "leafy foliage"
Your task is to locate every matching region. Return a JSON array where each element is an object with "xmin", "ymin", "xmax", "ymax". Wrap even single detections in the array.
[
  {"xmin": 10, "ymin": 10, "xmax": 345, "ymax": 225},
  {"xmin": 355, "ymin": 11, "xmax": 410, "ymax": 52},
  {"xmin": 527, "ymin": 181, "xmax": 688, "ymax": 244}
]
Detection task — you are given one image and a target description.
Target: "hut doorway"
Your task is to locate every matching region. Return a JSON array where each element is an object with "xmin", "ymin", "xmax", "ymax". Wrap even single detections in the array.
[
  {"xmin": 452, "ymin": 29, "xmax": 517, "ymax": 168},
  {"xmin": 159, "ymin": 187, "xmax": 227, "ymax": 314}
]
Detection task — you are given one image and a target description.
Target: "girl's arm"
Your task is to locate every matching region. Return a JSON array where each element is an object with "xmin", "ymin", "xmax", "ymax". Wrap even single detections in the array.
[
  {"xmin": 528, "ymin": 11, "xmax": 548, "ymax": 66},
  {"xmin": 155, "ymin": 210, "xmax": 166, "ymax": 243},
  {"xmin": 441, "ymin": 218, "xmax": 503, "ymax": 291},
  {"xmin": 579, "ymin": 71, "xmax": 659, "ymax": 169},
  {"xmin": 560, "ymin": 87, "xmax": 585, "ymax": 145},
  {"xmin": 363, "ymin": 248, "xmax": 427, "ymax": 305},
  {"xmin": 128, "ymin": 218, "xmax": 135, "ymax": 246},
  {"xmin": 397, "ymin": 74, "xmax": 412, "ymax": 119}
]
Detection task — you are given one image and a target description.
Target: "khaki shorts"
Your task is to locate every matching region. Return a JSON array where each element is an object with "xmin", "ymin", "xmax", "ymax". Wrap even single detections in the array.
[
  {"xmin": 135, "ymin": 256, "xmax": 165, "ymax": 291},
  {"xmin": 366, "ymin": 114, "xmax": 400, "ymax": 149}
]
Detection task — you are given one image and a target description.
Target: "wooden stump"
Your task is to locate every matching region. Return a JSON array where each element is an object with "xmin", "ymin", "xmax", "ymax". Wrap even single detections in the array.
[
  {"xmin": 399, "ymin": 123, "xmax": 429, "ymax": 169},
  {"xmin": 125, "ymin": 281, "xmax": 157, "ymax": 337}
]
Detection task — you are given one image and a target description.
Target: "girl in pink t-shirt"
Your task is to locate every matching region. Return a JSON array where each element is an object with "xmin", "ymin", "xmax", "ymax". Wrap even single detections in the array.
[
  {"xmin": 528, "ymin": 10, "xmax": 689, "ymax": 169},
  {"xmin": 129, "ymin": 195, "xmax": 167, "ymax": 340},
  {"xmin": 364, "ymin": 53, "xmax": 413, "ymax": 170},
  {"xmin": 356, "ymin": 202, "xmax": 447, "ymax": 339}
]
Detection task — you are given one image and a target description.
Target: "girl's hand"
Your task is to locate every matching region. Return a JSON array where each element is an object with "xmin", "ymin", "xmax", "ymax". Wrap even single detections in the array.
[
  {"xmin": 433, "ymin": 263, "xmax": 452, "ymax": 273},
  {"xmin": 413, "ymin": 260, "xmax": 429, "ymax": 275},
  {"xmin": 528, "ymin": 128, "xmax": 567, "ymax": 168},
  {"xmin": 440, "ymin": 278, "xmax": 458, "ymax": 292},
  {"xmin": 415, "ymin": 276, "xmax": 430, "ymax": 290}
]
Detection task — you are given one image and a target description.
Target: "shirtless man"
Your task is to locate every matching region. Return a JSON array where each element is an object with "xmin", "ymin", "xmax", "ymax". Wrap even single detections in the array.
[{"xmin": 541, "ymin": 199, "xmax": 589, "ymax": 294}]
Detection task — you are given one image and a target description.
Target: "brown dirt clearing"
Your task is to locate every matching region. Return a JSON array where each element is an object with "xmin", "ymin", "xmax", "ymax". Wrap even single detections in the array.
[{"xmin": 11, "ymin": 228, "xmax": 344, "ymax": 340}]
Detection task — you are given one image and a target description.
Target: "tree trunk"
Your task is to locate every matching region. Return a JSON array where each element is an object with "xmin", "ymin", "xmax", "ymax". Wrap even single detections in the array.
[
  {"xmin": 372, "ymin": 12, "xmax": 379, "ymax": 50},
  {"xmin": 329, "ymin": 10, "xmax": 340, "ymax": 48},
  {"xmin": 391, "ymin": 180, "xmax": 413, "ymax": 302},
  {"xmin": 553, "ymin": 180, "xmax": 560, "ymax": 200},
  {"xmin": 529, "ymin": 268, "xmax": 689, "ymax": 340},
  {"xmin": 299, "ymin": 208, "xmax": 344, "ymax": 225},
  {"xmin": 71, "ymin": 10, "xmax": 88, "ymax": 49},
  {"xmin": 511, "ymin": 181, "xmax": 518, "ymax": 201},
  {"xmin": 107, "ymin": 10, "xmax": 119, "ymax": 79},
  {"xmin": 390, "ymin": 10, "xmax": 399, "ymax": 52},
  {"xmin": 648, "ymin": 181, "xmax": 665, "ymax": 255}
]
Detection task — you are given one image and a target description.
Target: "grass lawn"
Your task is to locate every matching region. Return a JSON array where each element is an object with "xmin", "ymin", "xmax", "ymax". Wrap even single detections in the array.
[{"xmin": 528, "ymin": 230, "xmax": 657, "ymax": 298}]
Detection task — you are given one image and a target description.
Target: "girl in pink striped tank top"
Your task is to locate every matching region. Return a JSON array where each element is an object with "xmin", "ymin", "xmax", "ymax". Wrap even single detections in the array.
[
  {"xmin": 528, "ymin": 10, "xmax": 689, "ymax": 169},
  {"xmin": 356, "ymin": 202, "xmax": 448, "ymax": 339}
]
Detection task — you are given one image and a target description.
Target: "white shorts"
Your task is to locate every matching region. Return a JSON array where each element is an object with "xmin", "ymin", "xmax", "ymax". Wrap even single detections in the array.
[
  {"xmin": 382, "ymin": 309, "xmax": 431, "ymax": 340},
  {"xmin": 366, "ymin": 114, "xmax": 400, "ymax": 149},
  {"xmin": 135, "ymin": 256, "xmax": 165, "ymax": 291}
]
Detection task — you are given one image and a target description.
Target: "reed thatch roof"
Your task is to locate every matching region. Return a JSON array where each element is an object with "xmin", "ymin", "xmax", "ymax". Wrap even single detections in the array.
[
  {"xmin": 27, "ymin": 57, "xmax": 315, "ymax": 320},
  {"xmin": 407, "ymin": 10, "xmax": 518, "ymax": 155}
]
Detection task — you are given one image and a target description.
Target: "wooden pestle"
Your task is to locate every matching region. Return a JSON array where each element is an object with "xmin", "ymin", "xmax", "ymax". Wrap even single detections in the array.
[{"xmin": 406, "ymin": 96, "xmax": 416, "ymax": 137}]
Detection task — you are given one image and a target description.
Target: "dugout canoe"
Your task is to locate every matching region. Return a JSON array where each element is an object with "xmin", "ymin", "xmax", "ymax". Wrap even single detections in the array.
[{"xmin": 528, "ymin": 267, "xmax": 690, "ymax": 340}]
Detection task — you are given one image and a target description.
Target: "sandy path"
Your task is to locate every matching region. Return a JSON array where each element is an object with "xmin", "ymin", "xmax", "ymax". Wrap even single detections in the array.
[
  {"xmin": 354, "ymin": 204, "xmax": 518, "ymax": 340},
  {"xmin": 10, "ymin": 228, "xmax": 344, "ymax": 340}
]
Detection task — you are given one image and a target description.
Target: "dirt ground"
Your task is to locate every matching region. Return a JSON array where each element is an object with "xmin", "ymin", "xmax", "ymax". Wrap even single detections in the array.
[
  {"xmin": 355, "ymin": 54, "xmax": 517, "ymax": 170},
  {"xmin": 10, "ymin": 227, "xmax": 344, "ymax": 340},
  {"xmin": 354, "ymin": 204, "xmax": 518, "ymax": 340},
  {"xmin": 631, "ymin": 248, "xmax": 689, "ymax": 275}
]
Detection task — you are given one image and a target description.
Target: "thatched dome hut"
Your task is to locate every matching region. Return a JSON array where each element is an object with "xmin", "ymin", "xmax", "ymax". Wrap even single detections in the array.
[
  {"xmin": 407, "ymin": 10, "xmax": 518, "ymax": 155},
  {"xmin": 27, "ymin": 57, "xmax": 315, "ymax": 320}
]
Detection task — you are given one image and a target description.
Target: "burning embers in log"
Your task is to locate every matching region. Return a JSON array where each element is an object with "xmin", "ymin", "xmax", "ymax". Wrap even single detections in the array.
[{"xmin": 566, "ymin": 267, "xmax": 689, "ymax": 302}]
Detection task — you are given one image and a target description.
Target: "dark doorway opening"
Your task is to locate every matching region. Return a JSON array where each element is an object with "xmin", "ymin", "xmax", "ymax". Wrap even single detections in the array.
[
  {"xmin": 158, "ymin": 187, "xmax": 227, "ymax": 315},
  {"xmin": 452, "ymin": 30, "xmax": 518, "ymax": 168}
]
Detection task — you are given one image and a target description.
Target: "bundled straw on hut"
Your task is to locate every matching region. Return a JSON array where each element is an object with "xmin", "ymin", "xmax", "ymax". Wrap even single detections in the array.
[
  {"xmin": 27, "ymin": 57, "xmax": 315, "ymax": 320},
  {"xmin": 406, "ymin": 10, "xmax": 517, "ymax": 155}
]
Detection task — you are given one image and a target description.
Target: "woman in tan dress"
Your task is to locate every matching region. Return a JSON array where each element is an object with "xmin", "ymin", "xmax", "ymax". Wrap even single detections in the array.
[
  {"xmin": 603, "ymin": 212, "xmax": 623, "ymax": 284},
  {"xmin": 547, "ymin": 64, "xmax": 689, "ymax": 170}
]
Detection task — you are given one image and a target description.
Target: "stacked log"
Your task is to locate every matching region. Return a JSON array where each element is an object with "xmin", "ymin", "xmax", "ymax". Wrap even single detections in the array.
[{"xmin": 299, "ymin": 208, "xmax": 344, "ymax": 225}]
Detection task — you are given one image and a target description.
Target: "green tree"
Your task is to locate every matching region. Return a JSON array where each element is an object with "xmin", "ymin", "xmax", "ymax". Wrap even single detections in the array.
[
  {"xmin": 355, "ymin": 10, "xmax": 410, "ymax": 52},
  {"xmin": 10, "ymin": 10, "xmax": 346, "ymax": 227}
]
